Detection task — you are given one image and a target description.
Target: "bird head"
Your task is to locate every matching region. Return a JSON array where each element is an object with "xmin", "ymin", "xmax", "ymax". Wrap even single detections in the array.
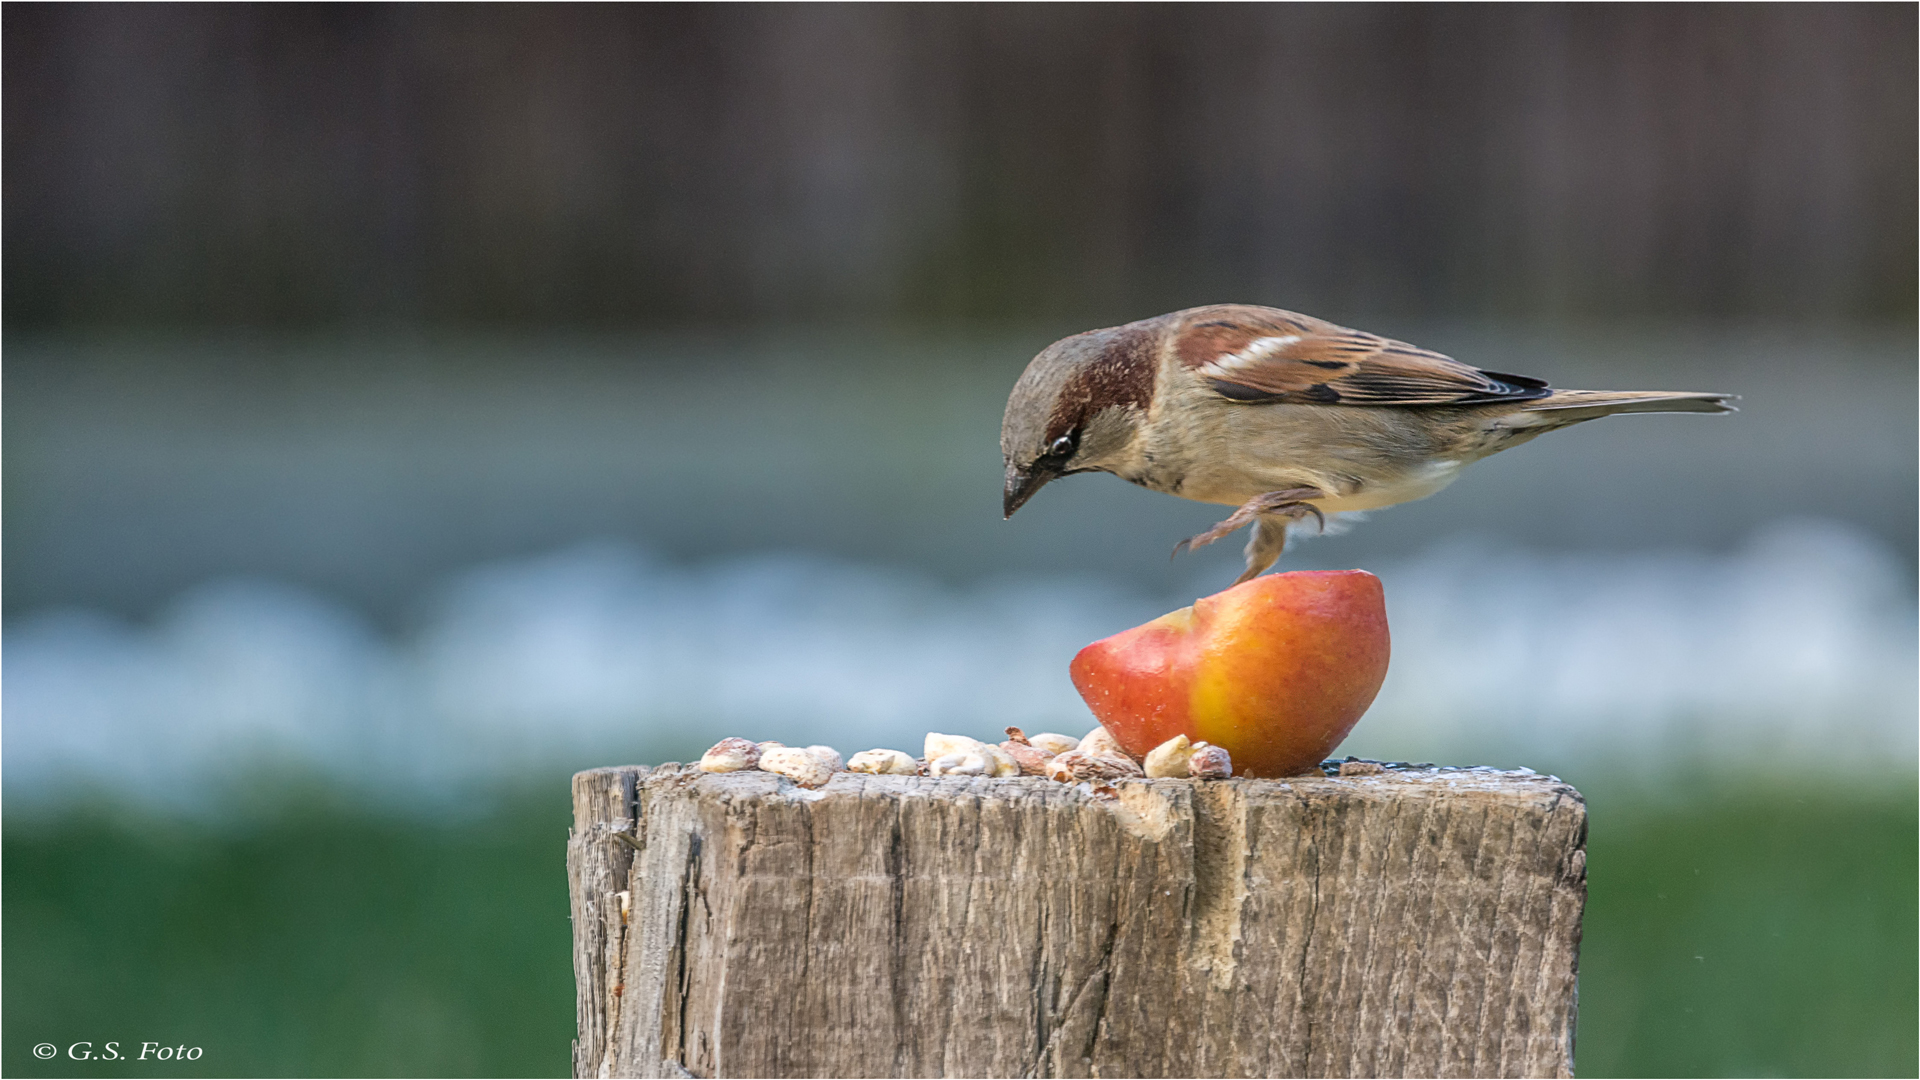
[{"xmin": 1000, "ymin": 321, "xmax": 1159, "ymax": 518}]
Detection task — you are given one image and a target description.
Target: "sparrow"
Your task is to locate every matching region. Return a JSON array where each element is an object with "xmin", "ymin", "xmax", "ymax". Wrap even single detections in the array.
[{"xmin": 1001, "ymin": 304, "xmax": 1733, "ymax": 584}]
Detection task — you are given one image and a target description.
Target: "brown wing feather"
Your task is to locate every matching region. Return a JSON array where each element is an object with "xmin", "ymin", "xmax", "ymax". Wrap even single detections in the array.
[{"xmin": 1171, "ymin": 304, "xmax": 1549, "ymax": 406}]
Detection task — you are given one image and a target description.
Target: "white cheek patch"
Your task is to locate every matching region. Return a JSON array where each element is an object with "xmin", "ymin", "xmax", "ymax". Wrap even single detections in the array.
[{"xmin": 1203, "ymin": 335, "xmax": 1301, "ymax": 375}]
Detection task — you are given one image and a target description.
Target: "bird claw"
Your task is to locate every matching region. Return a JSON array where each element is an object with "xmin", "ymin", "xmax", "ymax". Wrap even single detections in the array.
[
  {"xmin": 1172, "ymin": 488, "xmax": 1328, "ymax": 570},
  {"xmin": 1175, "ymin": 516, "xmax": 1255, "ymax": 555}
]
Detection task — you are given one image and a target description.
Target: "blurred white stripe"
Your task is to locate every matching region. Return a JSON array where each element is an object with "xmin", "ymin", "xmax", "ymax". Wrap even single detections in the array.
[
  {"xmin": 5, "ymin": 518, "xmax": 1912, "ymax": 813},
  {"xmin": 1351, "ymin": 519, "xmax": 1917, "ymax": 771}
]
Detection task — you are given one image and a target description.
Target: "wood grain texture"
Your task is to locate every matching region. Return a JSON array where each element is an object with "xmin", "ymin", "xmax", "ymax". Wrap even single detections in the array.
[
  {"xmin": 569, "ymin": 765, "xmax": 649, "ymax": 1079},
  {"xmin": 569, "ymin": 764, "xmax": 1586, "ymax": 1079}
]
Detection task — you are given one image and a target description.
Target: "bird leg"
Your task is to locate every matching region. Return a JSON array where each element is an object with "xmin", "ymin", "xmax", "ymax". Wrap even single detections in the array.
[
  {"xmin": 1171, "ymin": 487, "xmax": 1327, "ymax": 583},
  {"xmin": 1236, "ymin": 516, "xmax": 1292, "ymax": 585}
]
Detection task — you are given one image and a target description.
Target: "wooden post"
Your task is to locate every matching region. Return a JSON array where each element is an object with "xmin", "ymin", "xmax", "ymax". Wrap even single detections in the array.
[{"xmin": 569, "ymin": 764, "xmax": 1587, "ymax": 1079}]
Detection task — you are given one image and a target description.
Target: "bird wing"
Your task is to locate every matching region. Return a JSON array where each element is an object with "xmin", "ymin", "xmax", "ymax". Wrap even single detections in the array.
[{"xmin": 1171, "ymin": 305, "xmax": 1550, "ymax": 406}]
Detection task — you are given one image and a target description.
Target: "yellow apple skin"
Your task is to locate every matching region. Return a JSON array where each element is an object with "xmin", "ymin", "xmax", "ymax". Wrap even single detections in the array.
[{"xmin": 1069, "ymin": 571, "xmax": 1390, "ymax": 778}]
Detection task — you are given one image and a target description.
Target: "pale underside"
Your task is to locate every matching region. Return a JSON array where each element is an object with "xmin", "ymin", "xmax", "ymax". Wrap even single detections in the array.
[{"xmin": 1090, "ymin": 377, "xmax": 1538, "ymax": 514}]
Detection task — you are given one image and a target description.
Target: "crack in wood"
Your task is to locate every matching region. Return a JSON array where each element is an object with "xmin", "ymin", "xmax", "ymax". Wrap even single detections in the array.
[{"xmin": 670, "ymin": 834, "xmax": 702, "ymax": 1077}]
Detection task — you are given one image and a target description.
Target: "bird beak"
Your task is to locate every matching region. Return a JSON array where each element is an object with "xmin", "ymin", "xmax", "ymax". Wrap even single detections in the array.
[{"xmin": 1003, "ymin": 459, "xmax": 1058, "ymax": 519}]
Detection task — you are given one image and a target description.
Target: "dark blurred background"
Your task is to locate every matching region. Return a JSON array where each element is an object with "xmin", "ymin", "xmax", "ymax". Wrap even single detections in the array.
[
  {"xmin": 7, "ymin": 3, "xmax": 1915, "ymax": 329},
  {"xmin": 5, "ymin": 5, "xmax": 1915, "ymax": 1078}
]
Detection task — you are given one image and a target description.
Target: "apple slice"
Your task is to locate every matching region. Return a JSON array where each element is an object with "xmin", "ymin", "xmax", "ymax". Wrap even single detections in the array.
[{"xmin": 1069, "ymin": 570, "xmax": 1390, "ymax": 778}]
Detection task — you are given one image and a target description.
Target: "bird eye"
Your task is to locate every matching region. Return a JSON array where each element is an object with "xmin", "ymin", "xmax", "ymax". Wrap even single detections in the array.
[{"xmin": 1047, "ymin": 433, "xmax": 1077, "ymax": 459}]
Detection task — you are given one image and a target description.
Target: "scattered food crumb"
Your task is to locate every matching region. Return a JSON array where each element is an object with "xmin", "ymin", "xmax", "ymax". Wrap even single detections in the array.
[
  {"xmin": 1076, "ymin": 725, "xmax": 1132, "ymax": 761},
  {"xmin": 1144, "ymin": 734, "xmax": 1196, "ymax": 778},
  {"xmin": 1000, "ymin": 727, "xmax": 1055, "ymax": 775},
  {"xmin": 981, "ymin": 742, "xmax": 1022, "ymax": 777},
  {"xmin": 1047, "ymin": 748, "xmax": 1145, "ymax": 782},
  {"xmin": 1188, "ymin": 744, "xmax": 1232, "ymax": 780},
  {"xmin": 924, "ymin": 732, "xmax": 986, "ymax": 761},
  {"xmin": 698, "ymin": 737, "xmax": 761, "ymax": 773},
  {"xmin": 695, "ymin": 724, "xmax": 1244, "ymax": 787},
  {"xmin": 847, "ymin": 748, "xmax": 917, "ymax": 775},
  {"xmin": 1027, "ymin": 732, "xmax": 1080, "ymax": 756},
  {"xmin": 759, "ymin": 746, "xmax": 834, "ymax": 788},
  {"xmin": 928, "ymin": 750, "xmax": 990, "ymax": 777}
]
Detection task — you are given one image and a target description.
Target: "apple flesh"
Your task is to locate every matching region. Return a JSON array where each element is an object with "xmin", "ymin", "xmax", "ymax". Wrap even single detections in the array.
[{"xmin": 1069, "ymin": 570, "xmax": 1390, "ymax": 778}]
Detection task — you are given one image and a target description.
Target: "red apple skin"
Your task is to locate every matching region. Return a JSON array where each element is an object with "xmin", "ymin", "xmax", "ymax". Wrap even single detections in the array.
[{"xmin": 1069, "ymin": 571, "xmax": 1390, "ymax": 778}]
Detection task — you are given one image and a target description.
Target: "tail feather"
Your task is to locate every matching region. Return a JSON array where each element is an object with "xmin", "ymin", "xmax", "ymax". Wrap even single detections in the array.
[{"xmin": 1511, "ymin": 389, "xmax": 1735, "ymax": 425}]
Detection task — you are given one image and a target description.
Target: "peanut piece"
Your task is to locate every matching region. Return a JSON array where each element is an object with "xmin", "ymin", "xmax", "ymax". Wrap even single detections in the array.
[
  {"xmin": 847, "ymin": 749, "xmax": 918, "ymax": 775},
  {"xmin": 981, "ymin": 742, "xmax": 1022, "ymax": 778},
  {"xmin": 1027, "ymin": 732, "xmax": 1080, "ymax": 757},
  {"xmin": 1077, "ymin": 726, "xmax": 1132, "ymax": 761},
  {"xmin": 1000, "ymin": 739, "xmax": 1055, "ymax": 776},
  {"xmin": 1188, "ymin": 743, "xmax": 1232, "ymax": 780},
  {"xmin": 1046, "ymin": 748, "xmax": 1145, "ymax": 782},
  {"xmin": 1143, "ymin": 734, "xmax": 1196, "ymax": 778},
  {"xmin": 924, "ymin": 732, "xmax": 987, "ymax": 761},
  {"xmin": 928, "ymin": 750, "xmax": 990, "ymax": 777},
  {"xmin": 759, "ymin": 746, "xmax": 834, "ymax": 788},
  {"xmin": 698, "ymin": 737, "xmax": 762, "ymax": 773}
]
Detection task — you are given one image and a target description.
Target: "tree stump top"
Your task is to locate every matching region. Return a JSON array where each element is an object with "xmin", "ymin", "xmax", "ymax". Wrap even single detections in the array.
[{"xmin": 570, "ymin": 763, "xmax": 1587, "ymax": 1079}]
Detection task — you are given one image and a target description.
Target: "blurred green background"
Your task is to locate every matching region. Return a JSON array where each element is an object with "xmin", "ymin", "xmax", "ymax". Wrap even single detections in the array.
[
  {"xmin": 6, "ymin": 5, "xmax": 1915, "ymax": 1077},
  {"xmin": 8, "ymin": 775, "xmax": 1914, "ymax": 1077}
]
